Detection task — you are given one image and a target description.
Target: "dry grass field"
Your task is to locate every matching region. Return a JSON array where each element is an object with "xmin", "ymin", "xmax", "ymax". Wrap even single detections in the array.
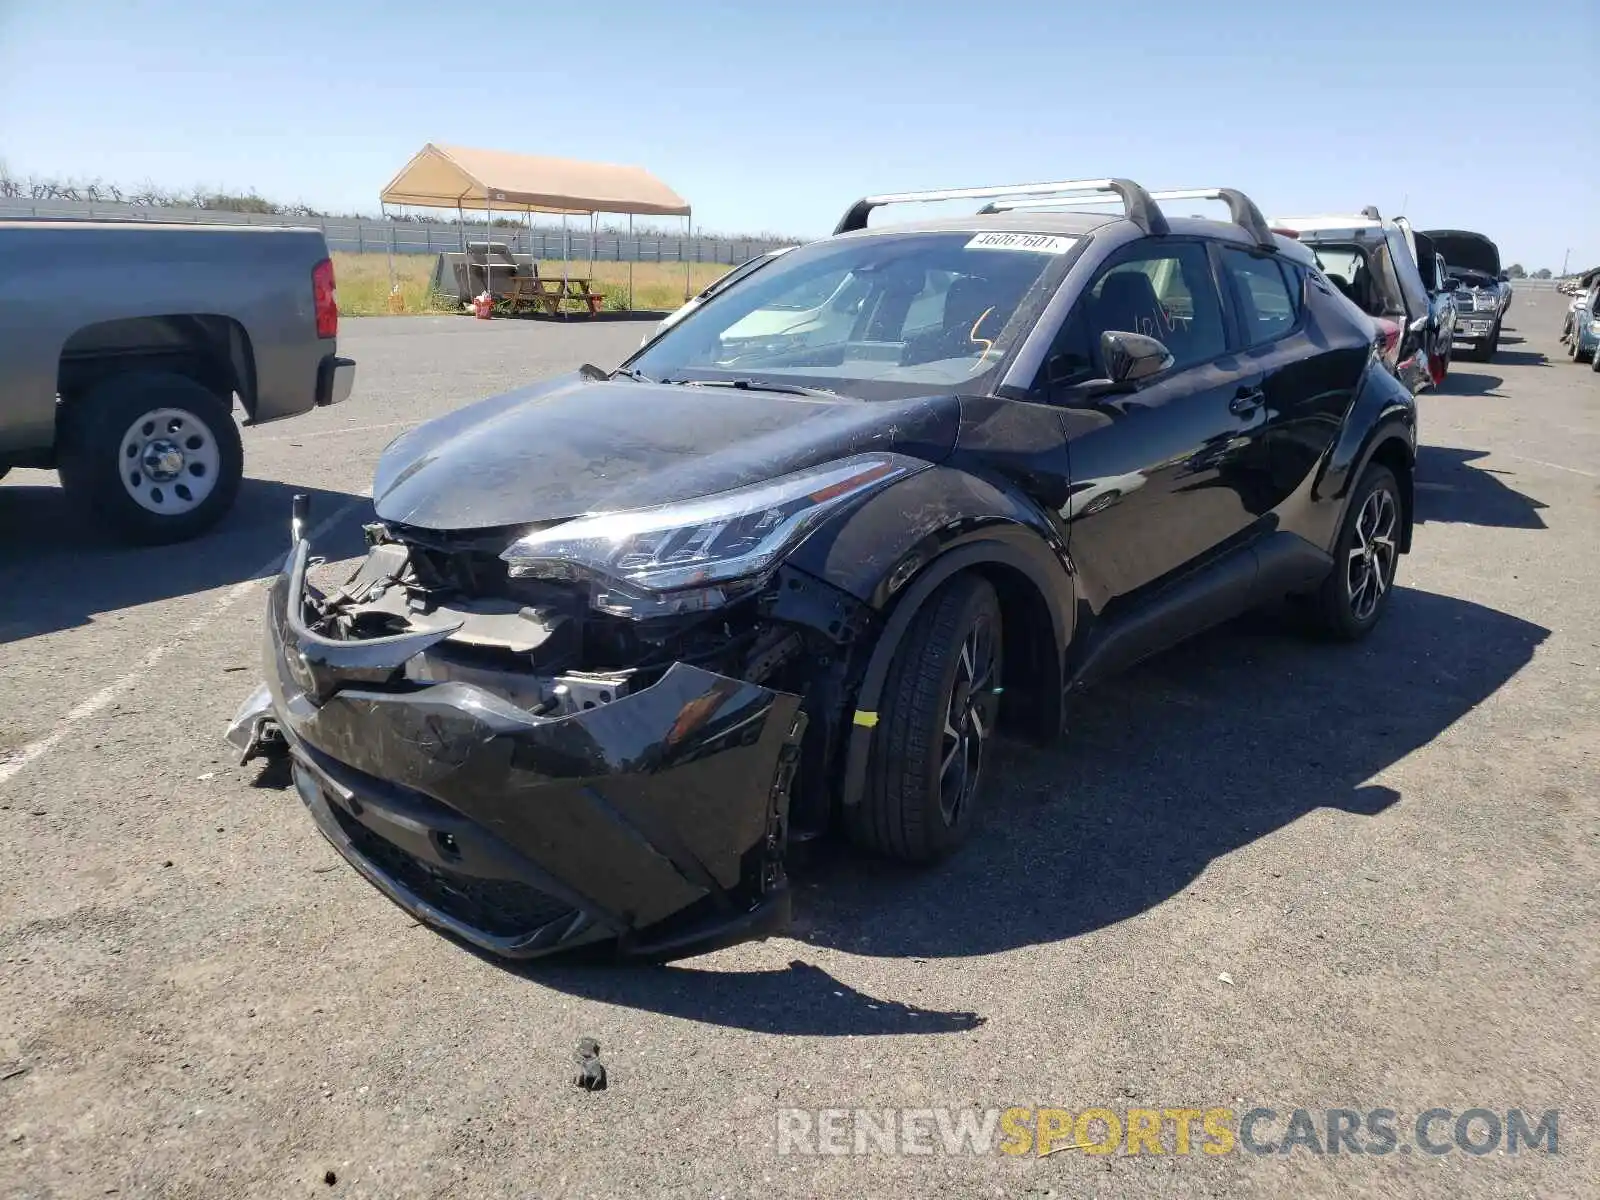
[{"xmin": 332, "ymin": 251, "xmax": 732, "ymax": 316}]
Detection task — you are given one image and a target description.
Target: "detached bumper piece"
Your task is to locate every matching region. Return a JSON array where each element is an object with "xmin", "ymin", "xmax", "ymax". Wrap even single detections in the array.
[{"xmin": 229, "ymin": 539, "xmax": 806, "ymax": 961}]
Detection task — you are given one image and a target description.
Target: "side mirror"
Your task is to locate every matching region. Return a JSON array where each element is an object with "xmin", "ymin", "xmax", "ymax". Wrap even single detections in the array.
[
  {"xmin": 1100, "ymin": 330, "xmax": 1173, "ymax": 385},
  {"xmin": 1497, "ymin": 271, "xmax": 1510, "ymax": 283}
]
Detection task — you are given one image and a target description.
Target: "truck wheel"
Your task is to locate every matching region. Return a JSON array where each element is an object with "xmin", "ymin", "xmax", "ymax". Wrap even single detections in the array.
[
  {"xmin": 848, "ymin": 575, "xmax": 1003, "ymax": 863},
  {"xmin": 1304, "ymin": 465, "xmax": 1401, "ymax": 642},
  {"xmin": 58, "ymin": 372, "xmax": 243, "ymax": 545}
]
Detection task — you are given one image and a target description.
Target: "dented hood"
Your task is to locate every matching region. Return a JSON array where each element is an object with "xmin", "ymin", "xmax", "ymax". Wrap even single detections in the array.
[{"xmin": 372, "ymin": 372, "xmax": 959, "ymax": 531}]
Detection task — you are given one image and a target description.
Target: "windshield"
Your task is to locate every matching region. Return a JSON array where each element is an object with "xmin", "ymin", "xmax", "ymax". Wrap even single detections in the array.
[{"xmin": 627, "ymin": 231, "xmax": 1076, "ymax": 398}]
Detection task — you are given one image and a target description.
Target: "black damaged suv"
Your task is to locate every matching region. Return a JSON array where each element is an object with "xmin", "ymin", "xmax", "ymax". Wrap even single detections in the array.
[{"xmin": 229, "ymin": 179, "xmax": 1417, "ymax": 961}]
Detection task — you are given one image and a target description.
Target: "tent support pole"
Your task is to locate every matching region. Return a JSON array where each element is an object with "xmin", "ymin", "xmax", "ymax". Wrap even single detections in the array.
[
  {"xmin": 628, "ymin": 215, "xmax": 634, "ymax": 312},
  {"xmin": 562, "ymin": 214, "xmax": 570, "ymax": 305},
  {"xmin": 381, "ymin": 202, "xmax": 394, "ymax": 295},
  {"xmin": 588, "ymin": 212, "xmax": 596, "ymax": 304},
  {"xmin": 457, "ymin": 201, "xmax": 465, "ymax": 252},
  {"xmin": 684, "ymin": 210, "xmax": 692, "ymax": 301}
]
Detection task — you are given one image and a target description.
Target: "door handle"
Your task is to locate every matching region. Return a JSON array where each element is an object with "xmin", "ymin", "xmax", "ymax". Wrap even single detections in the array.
[{"xmin": 1229, "ymin": 386, "xmax": 1265, "ymax": 416}]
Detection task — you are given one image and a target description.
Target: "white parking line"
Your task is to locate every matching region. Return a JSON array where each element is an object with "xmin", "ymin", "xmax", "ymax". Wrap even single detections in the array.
[
  {"xmin": 1505, "ymin": 454, "xmax": 1598, "ymax": 479},
  {"xmin": 0, "ymin": 497, "xmax": 369, "ymax": 787},
  {"xmin": 254, "ymin": 420, "xmax": 415, "ymax": 444}
]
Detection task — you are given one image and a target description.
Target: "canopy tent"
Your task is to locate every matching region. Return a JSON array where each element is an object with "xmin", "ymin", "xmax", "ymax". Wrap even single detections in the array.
[
  {"xmin": 379, "ymin": 143, "xmax": 692, "ymax": 311},
  {"xmin": 380, "ymin": 143, "xmax": 690, "ymax": 217}
]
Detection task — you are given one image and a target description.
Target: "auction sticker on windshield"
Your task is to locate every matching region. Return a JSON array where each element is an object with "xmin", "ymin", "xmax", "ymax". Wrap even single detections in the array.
[{"xmin": 965, "ymin": 232, "xmax": 1077, "ymax": 254}]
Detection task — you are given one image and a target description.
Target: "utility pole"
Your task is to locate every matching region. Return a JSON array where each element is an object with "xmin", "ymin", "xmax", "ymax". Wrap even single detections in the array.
[{"xmin": 1560, "ymin": 248, "xmax": 1571, "ymax": 278}]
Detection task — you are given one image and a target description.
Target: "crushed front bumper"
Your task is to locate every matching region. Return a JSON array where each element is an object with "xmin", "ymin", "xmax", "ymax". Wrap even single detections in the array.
[{"xmin": 228, "ymin": 538, "xmax": 806, "ymax": 961}]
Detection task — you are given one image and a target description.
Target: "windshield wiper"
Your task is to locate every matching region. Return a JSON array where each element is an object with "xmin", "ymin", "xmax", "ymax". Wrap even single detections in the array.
[
  {"xmin": 660, "ymin": 377, "xmax": 838, "ymax": 398},
  {"xmin": 610, "ymin": 366, "xmax": 654, "ymax": 383}
]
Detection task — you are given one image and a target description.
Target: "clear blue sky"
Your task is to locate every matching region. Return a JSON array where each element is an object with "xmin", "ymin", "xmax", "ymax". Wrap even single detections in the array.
[{"xmin": 1, "ymin": 0, "xmax": 1595, "ymax": 270}]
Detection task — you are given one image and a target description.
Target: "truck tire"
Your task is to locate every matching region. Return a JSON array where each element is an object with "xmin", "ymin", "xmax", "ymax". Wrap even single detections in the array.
[
  {"xmin": 58, "ymin": 372, "xmax": 243, "ymax": 545},
  {"xmin": 848, "ymin": 574, "xmax": 1003, "ymax": 863}
]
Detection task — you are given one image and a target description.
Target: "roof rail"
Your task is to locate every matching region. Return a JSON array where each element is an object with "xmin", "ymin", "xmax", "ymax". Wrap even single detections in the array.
[
  {"xmin": 980, "ymin": 186, "xmax": 1277, "ymax": 250},
  {"xmin": 1148, "ymin": 189, "xmax": 1276, "ymax": 250},
  {"xmin": 834, "ymin": 178, "xmax": 1169, "ymax": 237}
]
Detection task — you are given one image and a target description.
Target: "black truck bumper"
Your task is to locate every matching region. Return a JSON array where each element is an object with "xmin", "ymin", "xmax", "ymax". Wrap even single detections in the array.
[{"xmin": 227, "ymin": 539, "xmax": 806, "ymax": 961}]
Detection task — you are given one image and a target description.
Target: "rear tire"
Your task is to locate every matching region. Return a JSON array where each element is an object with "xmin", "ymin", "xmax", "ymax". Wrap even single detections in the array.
[
  {"xmin": 848, "ymin": 575, "xmax": 1003, "ymax": 863},
  {"xmin": 58, "ymin": 372, "xmax": 243, "ymax": 545},
  {"xmin": 1304, "ymin": 465, "xmax": 1401, "ymax": 642}
]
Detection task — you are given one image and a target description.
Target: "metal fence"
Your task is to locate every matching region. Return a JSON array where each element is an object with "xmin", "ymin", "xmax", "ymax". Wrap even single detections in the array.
[{"xmin": 0, "ymin": 197, "xmax": 794, "ymax": 265}]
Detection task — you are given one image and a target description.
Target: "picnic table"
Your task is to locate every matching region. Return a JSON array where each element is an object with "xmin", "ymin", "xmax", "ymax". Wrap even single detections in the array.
[{"xmin": 498, "ymin": 275, "xmax": 606, "ymax": 317}]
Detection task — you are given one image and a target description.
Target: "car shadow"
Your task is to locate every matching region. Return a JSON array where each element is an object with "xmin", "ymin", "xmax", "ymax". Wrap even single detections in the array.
[
  {"xmin": 527, "ymin": 956, "xmax": 985, "ymax": 1037},
  {"xmin": 786, "ymin": 587, "xmax": 1544, "ymax": 958},
  {"xmin": 0, "ymin": 476, "xmax": 371, "ymax": 644},
  {"xmin": 1491, "ymin": 349, "xmax": 1548, "ymax": 367},
  {"xmin": 1437, "ymin": 370, "xmax": 1504, "ymax": 396},
  {"xmin": 519, "ymin": 588, "xmax": 1543, "ymax": 1031},
  {"xmin": 1415, "ymin": 445, "xmax": 1547, "ymax": 529}
]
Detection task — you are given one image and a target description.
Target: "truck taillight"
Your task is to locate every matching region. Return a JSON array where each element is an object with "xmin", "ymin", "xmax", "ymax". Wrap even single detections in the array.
[{"xmin": 313, "ymin": 258, "xmax": 338, "ymax": 339}]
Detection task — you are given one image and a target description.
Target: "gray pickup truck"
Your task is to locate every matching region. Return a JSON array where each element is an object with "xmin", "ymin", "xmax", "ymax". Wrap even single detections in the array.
[{"xmin": 0, "ymin": 220, "xmax": 355, "ymax": 543}]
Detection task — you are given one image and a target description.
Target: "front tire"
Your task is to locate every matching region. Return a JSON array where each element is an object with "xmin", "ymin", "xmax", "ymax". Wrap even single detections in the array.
[
  {"xmin": 848, "ymin": 575, "xmax": 1003, "ymax": 863},
  {"xmin": 1305, "ymin": 465, "xmax": 1401, "ymax": 641},
  {"xmin": 58, "ymin": 372, "xmax": 243, "ymax": 545}
]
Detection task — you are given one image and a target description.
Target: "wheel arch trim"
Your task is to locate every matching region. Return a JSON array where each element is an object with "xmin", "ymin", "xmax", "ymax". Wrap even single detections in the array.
[{"xmin": 837, "ymin": 537, "xmax": 1072, "ymax": 811}]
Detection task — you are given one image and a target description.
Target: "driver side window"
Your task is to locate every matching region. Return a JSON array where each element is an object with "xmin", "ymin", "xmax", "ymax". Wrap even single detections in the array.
[{"xmin": 1039, "ymin": 242, "xmax": 1227, "ymax": 388}]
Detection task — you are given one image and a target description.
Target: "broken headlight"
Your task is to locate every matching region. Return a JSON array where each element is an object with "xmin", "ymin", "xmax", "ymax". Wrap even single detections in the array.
[{"xmin": 499, "ymin": 453, "xmax": 924, "ymax": 618}]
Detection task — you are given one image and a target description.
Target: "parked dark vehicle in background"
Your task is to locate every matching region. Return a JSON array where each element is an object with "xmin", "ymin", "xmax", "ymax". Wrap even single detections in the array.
[
  {"xmin": 1416, "ymin": 240, "xmax": 1459, "ymax": 385},
  {"xmin": 229, "ymin": 178, "xmax": 1417, "ymax": 962},
  {"xmin": 1275, "ymin": 209, "xmax": 1446, "ymax": 391},
  {"xmin": 0, "ymin": 220, "xmax": 355, "ymax": 543},
  {"xmin": 1425, "ymin": 229, "xmax": 1510, "ymax": 361}
]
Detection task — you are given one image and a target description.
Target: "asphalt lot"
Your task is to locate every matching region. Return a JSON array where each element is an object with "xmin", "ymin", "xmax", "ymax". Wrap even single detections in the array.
[{"xmin": 2, "ymin": 292, "xmax": 1595, "ymax": 1198}]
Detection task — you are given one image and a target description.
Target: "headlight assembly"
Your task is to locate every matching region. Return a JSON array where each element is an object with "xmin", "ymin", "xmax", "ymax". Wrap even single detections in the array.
[{"xmin": 499, "ymin": 453, "xmax": 925, "ymax": 617}]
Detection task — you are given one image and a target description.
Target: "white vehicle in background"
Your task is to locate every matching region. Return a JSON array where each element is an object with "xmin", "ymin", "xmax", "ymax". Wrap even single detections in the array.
[
  {"xmin": 1273, "ymin": 208, "xmax": 1446, "ymax": 388},
  {"xmin": 642, "ymin": 246, "xmax": 796, "ymax": 345}
]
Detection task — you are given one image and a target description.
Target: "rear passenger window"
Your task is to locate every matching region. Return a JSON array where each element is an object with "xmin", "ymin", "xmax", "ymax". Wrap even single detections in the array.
[{"xmin": 1221, "ymin": 249, "xmax": 1297, "ymax": 344}]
